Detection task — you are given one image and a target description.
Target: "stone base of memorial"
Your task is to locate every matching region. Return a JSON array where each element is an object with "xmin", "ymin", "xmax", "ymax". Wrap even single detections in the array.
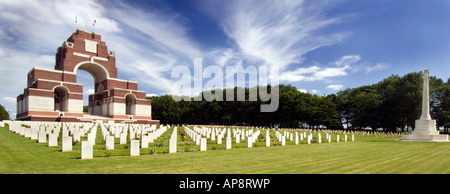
[
  {"xmin": 401, "ymin": 120, "xmax": 449, "ymax": 142},
  {"xmin": 401, "ymin": 70, "xmax": 449, "ymax": 143}
]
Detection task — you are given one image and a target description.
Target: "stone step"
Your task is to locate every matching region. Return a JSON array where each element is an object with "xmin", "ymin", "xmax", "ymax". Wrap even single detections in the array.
[{"xmin": 401, "ymin": 134, "xmax": 449, "ymax": 142}]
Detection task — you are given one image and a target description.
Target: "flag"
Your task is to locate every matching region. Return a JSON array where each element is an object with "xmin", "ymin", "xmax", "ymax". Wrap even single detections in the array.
[{"xmin": 93, "ymin": 20, "xmax": 96, "ymax": 26}]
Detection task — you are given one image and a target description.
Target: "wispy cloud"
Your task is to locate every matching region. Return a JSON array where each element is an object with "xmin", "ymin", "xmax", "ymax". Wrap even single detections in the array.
[
  {"xmin": 216, "ymin": 0, "xmax": 348, "ymax": 71},
  {"xmin": 334, "ymin": 55, "xmax": 361, "ymax": 67},
  {"xmin": 366, "ymin": 63, "xmax": 389, "ymax": 73},
  {"xmin": 279, "ymin": 55, "xmax": 357, "ymax": 82},
  {"xmin": 326, "ymin": 84, "xmax": 344, "ymax": 91}
]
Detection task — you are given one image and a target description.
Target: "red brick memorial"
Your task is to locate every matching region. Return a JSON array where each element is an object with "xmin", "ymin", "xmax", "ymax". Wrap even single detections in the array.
[{"xmin": 16, "ymin": 29, "xmax": 159, "ymax": 124}]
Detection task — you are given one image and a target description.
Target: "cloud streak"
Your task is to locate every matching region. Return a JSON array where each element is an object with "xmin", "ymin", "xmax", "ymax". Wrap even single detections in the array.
[
  {"xmin": 326, "ymin": 84, "xmax": 344, "ymax": 91},
  {"xmin": 217, "ymin": 0, "xmax": 348, "ymax": 71},
  {"xmin": 279, "ymin": 55, "xmax": 357, "ymax": 82}
]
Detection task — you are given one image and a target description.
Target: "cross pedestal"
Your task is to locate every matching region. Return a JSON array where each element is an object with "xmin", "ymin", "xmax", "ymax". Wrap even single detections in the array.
[{"xmin": 401, "ymin": 70, "xmax": 449, "ymax": 142}]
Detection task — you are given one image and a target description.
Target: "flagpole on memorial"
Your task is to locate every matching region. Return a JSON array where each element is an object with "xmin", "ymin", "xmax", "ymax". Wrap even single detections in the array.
[
  {"xmin": 93, "ymin": 19, "xmax": 96, "ymax": 34},
  {"xmin": 75, "ymin": 14, "xmax": 78, "ymax": 30}
]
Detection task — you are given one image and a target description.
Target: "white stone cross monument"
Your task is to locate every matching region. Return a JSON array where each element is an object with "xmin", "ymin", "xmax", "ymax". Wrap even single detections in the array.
[{"xmin": 401, "ymin": 70, "xmax": 449, "ymax": 142}]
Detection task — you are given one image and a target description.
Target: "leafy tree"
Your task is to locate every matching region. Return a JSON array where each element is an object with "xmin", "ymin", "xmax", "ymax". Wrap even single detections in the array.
[
  {"xmin": 148, "ymin": 71, "xmax": 450, "ymax": 133},
  {"xmin": 434, "ymin": 79, "xmax": 450, "ymax": 133},
  {"xmin": 0, "ymin": 104, "xmax": 9, "ymax": 121},
  {"xmin": 315, "ymin": 95, "xmax": 342, "ymax": 129}
]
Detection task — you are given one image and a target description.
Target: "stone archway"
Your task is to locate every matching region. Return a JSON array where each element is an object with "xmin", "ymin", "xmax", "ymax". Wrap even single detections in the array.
[
  {"xmin": 53, "ymin": 86, "xmax": 69, "ymax": 112},
  {"xmin": 74, "ymin": 61, "xmax": 109, "ymax": 116},
  {"xmin": 125, "ymin": 93, "xmax": 136, "ymax": 116},
  {"xmin": 73, "ymin": 61, "xmax": 110, "ymax": 83}
]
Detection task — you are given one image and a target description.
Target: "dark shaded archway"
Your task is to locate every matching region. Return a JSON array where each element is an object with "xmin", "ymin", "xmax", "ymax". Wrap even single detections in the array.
[
  {"xmin": 125, "ymin": 94, "xmax": 136, "ymax": 116},
  {"xmin": 54, "ymin": 86, "xmax": 69, "ymax": 112}
]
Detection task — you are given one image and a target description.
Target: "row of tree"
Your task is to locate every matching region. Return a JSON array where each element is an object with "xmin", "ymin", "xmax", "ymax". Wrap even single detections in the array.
[{"xmin": 149, "ymin": 71, "xmax": 450, "ymax": 132}]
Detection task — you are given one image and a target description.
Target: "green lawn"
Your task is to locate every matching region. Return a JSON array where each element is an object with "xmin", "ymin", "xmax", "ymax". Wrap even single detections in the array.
[{"xmin": 0, "ymin": 126, "xmax": 449, "ymax": 174}]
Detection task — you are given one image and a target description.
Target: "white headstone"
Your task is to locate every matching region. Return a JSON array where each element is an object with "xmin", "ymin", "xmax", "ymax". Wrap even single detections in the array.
[
  {"xmin": 318, "ymin": 133, "xmax": 322, "ymax": 144},
  {"xmin": 196, "ymin": 134, "xmax": 201, "ymax": 145},
  {"xmin": 307, "ymin": 136, "xmax": 311, "ymax": 144},
  {"xmin": 129, "ymin": 131, "xmax": 135, "ymax": 140},
  {"xmin": 247, "ymin": 137, "xmax": 253, "ymax": 148},
  {"xmin": 130, "ymin": 140, "xmax": 140, "ymax": 156},
  {"xmin": 62, "ymin": 128, "xmax": 69, "ymax": 137},
  {"xmin": 200, "ymin": 138, "xmax": 207, "ymax": 151},
  {"xmin": 226, "ymin": 137, "xmax": 232, "ymax": 149},
  {"xmin": 344, "ymin": 134, "xmax": 347, "ymax": 142},
  {"xmin": 120, "ymin": 133, "xmax": 127, "ymax": 144},
  {"xmin": 31, "ymin": 128, "xmax": 38, "ymax": 140},
  {"xmin": 81, "ymin": 141, "xmax": 93, "ymax": 159},
  {"xmin": 352, "ymin": 134, "xmax": 354, "ymax": 142},
  {"xmin": 38, "ymin": 131, "xmax": 47, "ymax": 143},
  {"xmin": 141, "ymin": 135, "xmax": 149, "ymax": 148},
  {"xmin": 62, "ymin": 136, "xmax": 72, "ymax": 152},
  {"xmin": 106, "ymin": 136, "xmax": 114, "ymax": 150},
  {"xmin": 87, "ymin": 133, "xmax": 95, "ymax": 145},
  {"xmin": 266, "ymin": 131, "xmax": 270, "ymax": 147},
  {"xmin": 295, "ymin": 132, "xmax": 299, "ymax": 145},
  {"xmin": 148, "ymin": 133, "xmax": 154, "ymax": 143},
  {"xmin": 24, "ymin": 127, "xmax": 31, "ymax": 138},
  {"xmin": 236, "ymin": 134, "xmax": 240, "ymax": 143},
  {"xmin": 281, "ymin": 136, "xmax": 285, "ymax": 146},
  {"xmin": 337, "ymin": 135, "xmax": 340, "ymax": 142},
  {"xmin": 217, "ymin": 136, "xmax": 222, "ymax": 144},
  {"xmin": 73, "ymin": 130, "xmax": 80, "ymax": 142},
  {"xmin": 169, "ymin": 138, "xmax": 177, "ymax": 153},
  {"xmin": 48, "ymin": 133, "xmax": 58, "ymax": 147}
]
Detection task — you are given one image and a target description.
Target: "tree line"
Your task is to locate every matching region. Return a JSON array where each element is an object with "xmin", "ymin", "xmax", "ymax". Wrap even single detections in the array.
[{"xmin": 149, "ymin": 71, "xmax": 450, "ymax": 133}]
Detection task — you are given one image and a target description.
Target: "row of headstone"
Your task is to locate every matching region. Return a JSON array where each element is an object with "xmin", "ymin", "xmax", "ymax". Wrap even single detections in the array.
[
  {"xmin": 6, "ymin": 122, "xmax": 201, "ymax": 159},
  {"xmin": 268, "ymin": 130, "xmax": 357, "ymax": 146},
  {"xmin": 6, "ymin": 121, "xmax": 99, "ymax": 153},
  {"xmin": 191, "ymin": 126, "xmax": 260, "ymax": 144},
  {"xmin": 188, "ymin": 126, "xmax": 265, "ymax": 150},
  {"xmin": 185, "ymin": 126, "xmax": 208, "ymax": 151},
  {"xmin": 80, "ymin": 124, "xmax": 163, "ymax": 159}
]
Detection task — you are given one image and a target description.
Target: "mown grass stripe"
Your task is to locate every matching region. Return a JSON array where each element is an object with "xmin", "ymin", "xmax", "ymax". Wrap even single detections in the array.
[{"xmin": 1, "ymin": 126, "xmax": 449, "ymax": 174}]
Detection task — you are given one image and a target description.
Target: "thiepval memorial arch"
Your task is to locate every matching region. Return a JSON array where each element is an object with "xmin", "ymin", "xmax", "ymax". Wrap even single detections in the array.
[{"xmin": 16, "ymin": 29, "xmax": 159, "ymax": 125}]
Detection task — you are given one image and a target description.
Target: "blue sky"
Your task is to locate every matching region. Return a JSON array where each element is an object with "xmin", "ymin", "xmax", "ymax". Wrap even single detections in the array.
[{"xmin": 1, "ymin": 0, "xmax": 450, "ymax": 117}]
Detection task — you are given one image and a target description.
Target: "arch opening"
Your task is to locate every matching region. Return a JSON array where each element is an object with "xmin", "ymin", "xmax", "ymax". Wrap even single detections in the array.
[
  {"xmin": 54, "ymin": 86, "xmax": 69, "ymax": 112},
  {"xmin": 74, "ymin": 62, "xmax": 109, "ymax": 116},
  {"xmin": 125, "ymin": 94, "xmax": 136, "ymax": 116},
  {"xmin": 74, "ymin": 61, "xmax": 109, "ymax": 83}
]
